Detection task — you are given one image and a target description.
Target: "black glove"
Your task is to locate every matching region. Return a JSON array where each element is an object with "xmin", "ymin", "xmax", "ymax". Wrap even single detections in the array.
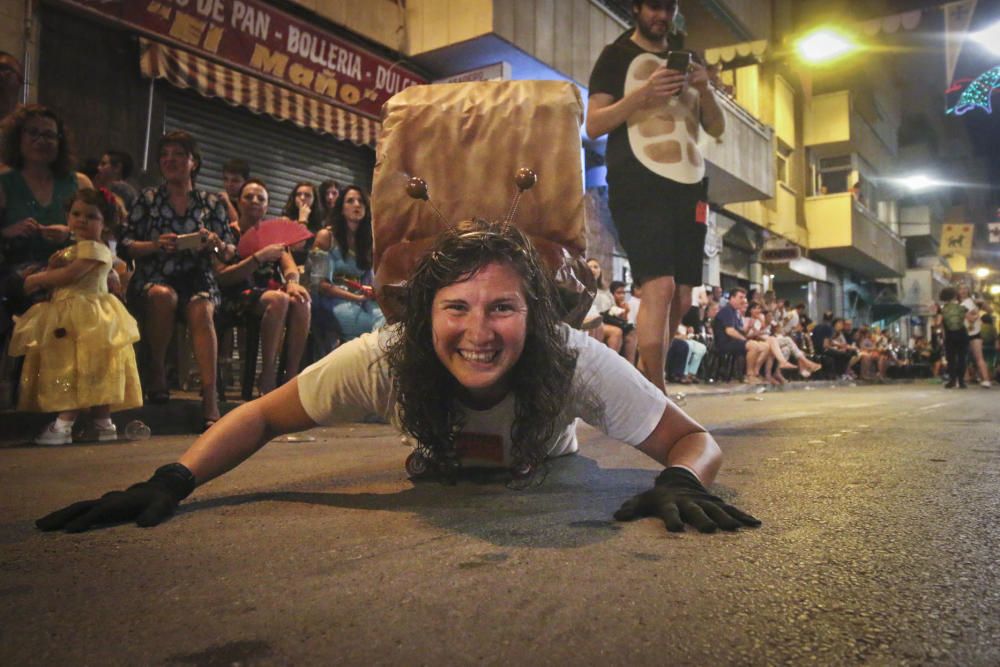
[
  {"xmin": 36, "ymin": 463, "xmax": 196, "ymax": 532},
  {"xmin": 614, "ymin": 467, "xmax": 761, "ymax": 533}
]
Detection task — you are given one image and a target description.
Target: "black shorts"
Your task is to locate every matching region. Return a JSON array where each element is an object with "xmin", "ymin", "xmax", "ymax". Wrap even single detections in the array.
[
  {"xmin": 716, "ymin": 338, "xmax": 747, "ymax": 355},
  {"xmin": 608, "ymin": 172, "xmax": 707, "ymax": 286}
]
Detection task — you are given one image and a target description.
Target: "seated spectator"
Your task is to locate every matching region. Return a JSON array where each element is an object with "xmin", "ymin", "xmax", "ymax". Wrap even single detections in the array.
[
  {"xmin": 313, "ymin": 185, "xmax": 384, "ymax": 340},
  {"xmin": 585, "ymin": 258, "xmax": 625, "ymax": 354},
  {"xmin": 824, "ymin": 318, "xmax": 860, "ymax": 378},
  {"xmin": 1, "ymin": 105, "xmax": 94, "ymax": 272},
  {"xmin": 858, "ymin": 326, "xmax": 878, "ymax": 380},
  {"xmin": 283, "ymin": 182, "xmax": 324, "ymax": 234},
  {"xmin": 93, "ymin": 149, "xmax": 139, "ymax": 211},
  {"xmin": 712, "ymin": 287, "xmax": 770, "ymax": 384},
  {"xmin": 609, "ymin": 280, "xmax": 638, "ymax": 363},
  {"xmin": 668, "ymin": 323, "xmax": 707, "ymax": 384},
  {"xmin": 874, "ymin": 329, "xmax": 898, "ymax": 381},
  {"xmin": 764, "ymin": 306, "xmax": 821, "ymax": 381},
  {"xmin": 780, "ymin": 300, "xmax": 799, "ymax": 336},
  {"xmin": 119, "ymin": 130, "xmax": 235, "ymax": 430},
  {"xmin": 626, "ymin": 277, "xmax": 641, "ymax": 327},
  {"xmin": 746, "ymin": 302, "xmax": 798, "ymax": 384},
  {"xmin": 219, "ymin": 158, "xmax": 249, "ymax": 227},
  {"xmin": 318, "ymin": 179, "xmax": 340, "ymax": 219},
  {"xmin": 217, "ymin": 179, "xmax": 311, "ymax": 395}
]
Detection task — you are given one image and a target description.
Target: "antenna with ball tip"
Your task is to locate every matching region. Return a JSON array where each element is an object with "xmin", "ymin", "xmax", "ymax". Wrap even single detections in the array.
[
  {"xmin": 405, "ymin": 176, "xmax": 446, "ymax": 226},
  {"xmin": 503, "ymin": 168, "xmax": 538, "ymax": 229}
]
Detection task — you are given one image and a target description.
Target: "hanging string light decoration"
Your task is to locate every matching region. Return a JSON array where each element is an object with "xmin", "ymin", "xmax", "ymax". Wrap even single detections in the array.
[{"xmin": 946, "ymin": 65, "xmax": 1000, "ymax": 115}]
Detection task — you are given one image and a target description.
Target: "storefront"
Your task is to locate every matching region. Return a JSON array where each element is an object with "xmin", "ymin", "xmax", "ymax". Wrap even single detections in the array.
[{"xmin": 38, "ymin": 0, "xmax": 427, "ymax": 210}]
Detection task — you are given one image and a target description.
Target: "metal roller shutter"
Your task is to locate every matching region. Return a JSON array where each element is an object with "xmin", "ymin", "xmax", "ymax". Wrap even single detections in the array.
[{"xmin": 163, "ymin": 89, "xmax": 375, "ymax": 217}]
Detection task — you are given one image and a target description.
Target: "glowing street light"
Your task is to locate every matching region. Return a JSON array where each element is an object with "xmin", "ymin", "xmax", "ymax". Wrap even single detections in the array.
[
  {"xmin": 970, "ymin": 21, "xmax": 1000, "ymax": 56},
  {"xmin": 898, "ymin": 174, "xmax": 943, "ymax": 191},
  {"xmin": 974, "ymin": 267, "xmax": 991, "ymax": 279},
  {"xmin": 989, "ymin": 284, "xmax": 1000, "ymax": 296},
  {"xmin": 796, "ymin": 29, "xmax": 856, "ymax": 64}
]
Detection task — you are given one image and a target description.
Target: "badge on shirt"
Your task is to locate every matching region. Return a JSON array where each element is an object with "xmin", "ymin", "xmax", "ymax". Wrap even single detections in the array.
[{"xmin": 696, "ymin": 200, "xmax": 708, "ymax": 225}]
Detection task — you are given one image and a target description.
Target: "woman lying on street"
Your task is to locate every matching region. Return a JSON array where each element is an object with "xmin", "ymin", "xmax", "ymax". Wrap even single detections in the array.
[{"xmin": 36, "ymin": 219, "xmax": 760, "ymax": 535}]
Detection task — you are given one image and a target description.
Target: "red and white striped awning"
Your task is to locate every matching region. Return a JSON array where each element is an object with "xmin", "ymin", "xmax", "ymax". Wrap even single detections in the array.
[{"xmin": 139, "ymin": 39, "xmax": 378, "ymax": 147}]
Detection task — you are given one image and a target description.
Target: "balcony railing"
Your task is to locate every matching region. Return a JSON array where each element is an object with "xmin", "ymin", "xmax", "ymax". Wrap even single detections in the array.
[
  {"xmin": 702, "ymin": 90, "xmax": 775, "ymax": 204},
  {"xmin": 805, "ymin": 193, "xmax": 906, "ymax": 278}
]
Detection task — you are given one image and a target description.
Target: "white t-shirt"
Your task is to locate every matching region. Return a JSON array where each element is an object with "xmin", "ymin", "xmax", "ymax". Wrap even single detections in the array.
[
  {"xmin": 627, "ymin": 296, "xmax": 640, "ymax": 325},
  {"xmin": 296, "ymin": 324, "xmax": 669, "ymax": 467},
  {"xmin": 961, "ymin": 297, "xmax": 981, "ymax": 336},
  {"xmin": 782, "ymin": 309, "xmax": 800, "ymax": 336},
  {"xmin": 593, "ymin": 288, "xmax": 616, "ymax": 314}
]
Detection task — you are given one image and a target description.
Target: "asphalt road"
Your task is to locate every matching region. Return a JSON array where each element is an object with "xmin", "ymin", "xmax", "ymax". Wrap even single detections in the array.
[{"xmin": 1, "ymin": 383, "xmax": 998, "ymax": 666}]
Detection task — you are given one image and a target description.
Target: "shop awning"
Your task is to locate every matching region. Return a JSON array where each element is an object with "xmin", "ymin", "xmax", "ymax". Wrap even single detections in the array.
[
  {"xmin": 704, "ymin": 40, "xmax": 769, "ymax": 69},
  {"xmin": 871, "ymin": 302, "xmax": 911, "ymax": 324},
  {"xmin": 139, "ymin": 39, "xmax": 378, "ymax": 147}
]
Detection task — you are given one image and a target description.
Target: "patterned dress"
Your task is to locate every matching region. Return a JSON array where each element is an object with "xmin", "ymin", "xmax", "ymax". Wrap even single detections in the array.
[{"xmin": 120, "ymin": 185, "xmax": 234, "ymax": 308}]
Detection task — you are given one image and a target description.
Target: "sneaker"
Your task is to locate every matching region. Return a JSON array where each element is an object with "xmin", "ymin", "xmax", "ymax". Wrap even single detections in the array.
[
  {"xmin": 35, "ymin": 422, "xmax": 73, "ymax": 446},
  {"xmin": 95, "ymin": 422, "xmax": 118, "ymax": 442},
  {"xmin": 944, "ymin": 380, "xmax": 956, "ymax": 389},
  {"xmin": 958, "ymin": 381, "xmax": 968, "ymax": 389},
  {"xmin": 981, "ymin": 381, "xmax": 992, "ymax": 388}
]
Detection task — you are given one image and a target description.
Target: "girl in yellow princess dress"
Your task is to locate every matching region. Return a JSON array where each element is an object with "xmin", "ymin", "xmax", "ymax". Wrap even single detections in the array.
[{"xmin": 10, "ymin": 188, "xmax": 142, "ymax": 444}]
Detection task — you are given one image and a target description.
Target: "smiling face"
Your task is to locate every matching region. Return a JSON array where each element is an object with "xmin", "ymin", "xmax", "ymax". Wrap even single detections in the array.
[
  {"xmin": 431, "ymin": 261, "xmax": 529, "ymax": 408},
  {"xmin": 238, "ymin": 182, "xmax": 269, "ymax": 226},
  {"xmin": 340, "ymin": 188, "xmax": 366, "ymax": 228},
  {"xmin": 68, "ymin": 199, "xmax": 104, "ymax": 242}
]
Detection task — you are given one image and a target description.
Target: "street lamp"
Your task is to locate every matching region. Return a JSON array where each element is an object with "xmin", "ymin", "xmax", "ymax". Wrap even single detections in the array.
[
  {"xmin": 898, "ymin": 174, "xmax": 942, "ymax": 192},
  {"xmin": 795, "ymin": 28, "xmax": 856, "ymax": 64},
  {"xmin": 969, "ymin": 21, "xmax": 1000, "ymax": 56},
  {"xmin": 974, "ymin": 267, "xmax": 990, "ymax": 279}
]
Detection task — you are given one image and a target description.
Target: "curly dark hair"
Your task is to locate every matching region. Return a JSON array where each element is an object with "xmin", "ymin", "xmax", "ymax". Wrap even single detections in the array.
[
  {"xmin": 327, "ymin": 185, "xmax": 373, "ymax": 271},
  {"xmin": 0, "ymin": 104, "xmax": 75, "ymax": 176},
  {"xmin": 385, "ymin": 219, "xmax": 579, "ymax": 476},
  {"xmin": 281, "ymin": 181, "xmax": 324, "ymax": 232}
]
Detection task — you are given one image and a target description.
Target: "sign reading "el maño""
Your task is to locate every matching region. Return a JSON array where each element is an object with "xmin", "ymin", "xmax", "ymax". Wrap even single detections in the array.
[{"xmin": 61, "ymin": 0, "xmax": 427, "ymax": 119}]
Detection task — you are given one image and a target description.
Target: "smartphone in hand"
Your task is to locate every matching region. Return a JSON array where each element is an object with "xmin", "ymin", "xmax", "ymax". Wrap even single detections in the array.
[
  {"xmin": 175, "ymin": 232, "xmax": 203, "ymax": 251},
  {"xmin": 666, "ymin": 50, "xmax": 692, "ymax": 73}
]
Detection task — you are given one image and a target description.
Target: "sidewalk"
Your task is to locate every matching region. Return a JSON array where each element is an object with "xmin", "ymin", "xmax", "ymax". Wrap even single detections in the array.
[{"xmin": 0, "ymin": 376, "xmax": 861, "ymax": 444}]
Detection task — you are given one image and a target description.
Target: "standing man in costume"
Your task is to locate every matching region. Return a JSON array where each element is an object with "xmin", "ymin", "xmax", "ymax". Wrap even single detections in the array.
[{"xmin": 586, "ymin": 0, "xmax": 724, "ymax": 392}]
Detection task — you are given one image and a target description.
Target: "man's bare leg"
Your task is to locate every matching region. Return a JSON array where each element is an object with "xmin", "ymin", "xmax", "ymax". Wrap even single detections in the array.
[
  {"xmin": 669, "ymin": 284, "xmax": 693, "ymax": 342},
  {"xmin": 635, "ymin": 275, "xmax": 675, "ymax": 392}
]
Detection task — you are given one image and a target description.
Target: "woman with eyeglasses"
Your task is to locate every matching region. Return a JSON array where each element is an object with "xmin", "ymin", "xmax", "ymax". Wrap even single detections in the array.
[
  {"xmin": 0, "ymin": 105, "xmax": 93, "ymax": 270},
  {"xmin": 35, "ymin": 219, "xmax": 760, "ymax": 537}
]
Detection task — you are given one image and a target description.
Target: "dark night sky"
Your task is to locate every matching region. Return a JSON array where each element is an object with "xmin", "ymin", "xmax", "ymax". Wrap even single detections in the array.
[{"xmin": 956, "ymin": 0, "xmax": 1000, "ymax": 215}]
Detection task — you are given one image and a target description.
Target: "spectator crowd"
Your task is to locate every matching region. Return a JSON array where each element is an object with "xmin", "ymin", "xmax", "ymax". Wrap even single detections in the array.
[
  {"xmin": 0, "ymin": 93, "xmax": 996, "ymax": 445},
  {"xmin": 0, "ymin": 100, "xmax": 384, "ymax": 442}
]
